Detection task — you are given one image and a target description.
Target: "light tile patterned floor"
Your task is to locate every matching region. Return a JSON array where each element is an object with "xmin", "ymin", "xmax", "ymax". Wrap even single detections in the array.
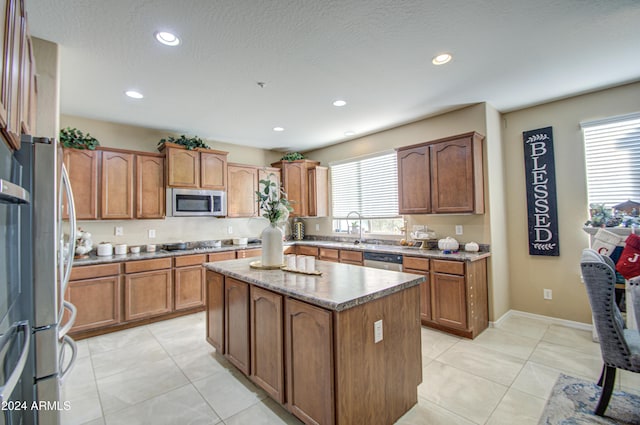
[{"xmin": 60, "ymin": 312, "xmax": 638, "ymax": 425}]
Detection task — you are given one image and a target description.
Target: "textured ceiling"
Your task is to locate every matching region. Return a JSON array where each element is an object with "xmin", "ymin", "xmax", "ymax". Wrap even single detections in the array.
[{"xmin": 27, "ymin": 0, "xmax": 640, "ymax": 152}]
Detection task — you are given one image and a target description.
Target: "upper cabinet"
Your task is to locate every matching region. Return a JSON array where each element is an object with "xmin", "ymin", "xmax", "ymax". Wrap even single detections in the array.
[
  {"xmin": 227, "ymin": 164, "xmax": 258, "ymax": 218},
  {"xmin": 63, "ymin": 148, "xmax": 100, "ymax": 220},
  {"xmin": 101, "ymin": 150, "xmax": 134, "ymax": 219},
  {"xmin": 397, "ymin": 132, "xmax": 485, "ymax": 215},
  {"xmin": 162, "ymin": 142, "xmax": 228, "ymax": 190},
  {"xmin": 270, "ymin": 160, "xmax": 328, "ymax": 217},
  {"xmin": 1, "ymin": 0, "xmax": 36, "ymax": 150},
  {"xmin": 136, "ymin": 154, "xmax": 165, "ymax": 219}
]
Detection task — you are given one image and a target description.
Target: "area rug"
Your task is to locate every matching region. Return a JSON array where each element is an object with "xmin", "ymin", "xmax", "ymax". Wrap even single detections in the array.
[{"xmin": 538, "ymin": 374, "xmax": 640, "ymax": 425}]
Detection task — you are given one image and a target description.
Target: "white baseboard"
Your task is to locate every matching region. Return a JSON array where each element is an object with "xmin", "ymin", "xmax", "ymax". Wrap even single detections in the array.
[{"xmin": 489, "ymin": 309, "xmax": 593, "ymax": 332}]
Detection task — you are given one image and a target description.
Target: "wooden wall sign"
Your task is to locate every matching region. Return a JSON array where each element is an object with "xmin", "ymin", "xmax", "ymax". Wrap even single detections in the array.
[{"xmin": 523, "ymin": 126, "xmax": 560, "ymax": 256}]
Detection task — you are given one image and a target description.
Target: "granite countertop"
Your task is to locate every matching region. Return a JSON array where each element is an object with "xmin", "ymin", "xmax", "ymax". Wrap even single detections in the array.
[
  {"xmin": 204, "ymin": 257, "xmax": 424, "ymax": 311},
  {"xmin": 73, "ymin": 240, "xmax": 490, "ymax": 266}
]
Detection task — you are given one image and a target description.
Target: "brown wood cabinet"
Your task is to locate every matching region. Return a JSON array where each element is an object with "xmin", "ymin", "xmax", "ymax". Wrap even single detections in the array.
[
  {"xmin": 163, "ymin": 142, "xmax": 228, "ymax": 189},
  {"xmin": 227, "ymin": 163, "xmax": 258, "ymax": 217},
  {"xmin": 319, "ymin": 247, "xmax": 339, "ymax": 262},
  {"xmin": 124, "ymin": 258, "xmax": 172, "ymax": 321},
  {"xmin": 225, "ymin": 277, "xmax": 250, "ymax": 375},
  {"xmin": 271, "ymin": 160, "xmax": 328, "ymax": 217},
  {"xmin": 67, "ymin": 263, "xmax": 122, "ymax": 333},
  {"xmin": 285, "ymin": 297, "xmax": 334, "ymax": 425},
  {"xmin": 208, "ymin": 251, "xmax": 237, "ymax": 262},
  {"xmin": 63, "ymin": 148, "xmax": 100, "ymax": 220},
  {"xmin": 403, "ymin": 256, "xmax": 431, "ymax": 323},
  {"xmin": 237, "ymin": 248, "xmax": 261, "ymax": 259},
  {"xmin": 0, "ymin": 0, "xmax": 10, "ymax": 134},
  {"xmin": 206, "ymin": 271, "xmax": 225, "ymax": 352},
  {"xmin": 174, "ymin": 254, "xmax": 206, "ymax": 311},
  {"xmin": 397, "ymin": 132, "xmax": 484, "ymax": 215},
  {"xmin": 250, "ymin": 286, "xmax": 284, "ymax": 403},
  {"xmin": 296, "ymin": 245, "xmax": 319, "ymax": 257},
  {"xmin": 20, "ymin": 30, "xmax": 35, "ymax": 135},
  {"xmin": 2, "ymin": 0, "xmax": 24, "ymax": 150},
  {"xmin": 101, "ymin": 150, "xmax": 134, "ymax": 219},
  {"xmin": 136, "ymin": 154, "xmax": 165, "ymax": 218},
  {"xmin": 339, "ymin": 250, "xmax": 363, "ymax": 265}
]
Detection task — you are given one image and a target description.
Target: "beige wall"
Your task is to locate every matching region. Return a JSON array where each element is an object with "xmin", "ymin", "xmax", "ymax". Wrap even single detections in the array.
[
  {"xmin": 61, "ymin": 115, "xmax": 281, "ymax": 245},
  {"xmin": 33, "ymin": 38, "xmax": 59, "ymax": 137},
  {"xmin": 502, "ymin": 81, "xmax": 640, "ymax": 323}
]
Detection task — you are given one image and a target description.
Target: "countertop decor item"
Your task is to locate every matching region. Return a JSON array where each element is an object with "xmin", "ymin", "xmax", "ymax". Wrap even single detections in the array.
[
  {"xmin": 232, "ymin": 237, "xmax": 248, "ymax": 245},
  {"xmin": 464, "ymin": 242, "xmax": 479, "ymax": 252},
  {"xmin": 256, "ymin": 172, "xmax": 293, "ymax": 266},
  {"xmin": 249, "ymin": 260, "xmax": 284, "ymax": 270},
  {"xmin": 438, "ymin": 237, "xmax": 459, "ymax": 251},
  {"xmin": 96, "ymin": 243, "xmax": 112, "ymax": 256},
  {"xmin": 74, "ymin": 228, "xmax": 93, "ymax": 258}
]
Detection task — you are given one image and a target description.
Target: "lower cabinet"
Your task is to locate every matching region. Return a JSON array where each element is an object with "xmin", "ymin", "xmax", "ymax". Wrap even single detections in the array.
[
  {"xmin": 206, "ymin": 271, "xmax": 225, "ymax": 352},
  {"xmin": 285, "ymin": 297, "xmax": 334, "ymax": 425},
  {"xmin": 318, "ymin": 248, "xmax": 339, "ymax": 262},
  {"xmin": 67, "ymin": 263, "xmax": 122, "ymax": 333},
  {"xmin": 339, "ymin": 250, "xmax": 363, "ymax": 265},
  {"xmin": 224, "ymin": 277, "xmax": 250, "ymax": 375},
  {"xmin": 432, "ymin": 270, "xmax": 467, "ymax": 330},
  {"xmin": 124, "ymin": 258, "xmax": 173, "ymax": 321},
  {"xmin": 174, "ymin": 254, "xmax": 207, "ymax": 310},
  {"xmin": 237, "ymin": 248, "xmax": 262, "ymax": 259},
  {"xmin": 402, "ymin": 256, "xmax": 431, "ymax": 323},
  {"xmin": 250, "ymin": 286, "xmax": 284, "ymax": 403}
]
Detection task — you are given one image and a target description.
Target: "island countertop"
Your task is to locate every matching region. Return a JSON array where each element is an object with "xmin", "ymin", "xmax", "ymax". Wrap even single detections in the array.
[{"xmin": 204, "ymin": 257, "xmax": 425, "ymax": 311}]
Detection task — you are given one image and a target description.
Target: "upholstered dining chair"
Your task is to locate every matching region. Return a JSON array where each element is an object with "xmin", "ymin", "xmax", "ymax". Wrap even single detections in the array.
[{"xmin": 580, "ymin": 248, "xmax": 640, "ymax": 416}]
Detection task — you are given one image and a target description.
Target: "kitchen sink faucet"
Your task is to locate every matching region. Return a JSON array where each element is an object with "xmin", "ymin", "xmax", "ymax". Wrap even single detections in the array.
[{"xmin": 346, "ymin": 211, "xmax": 363, "ymax": 244}]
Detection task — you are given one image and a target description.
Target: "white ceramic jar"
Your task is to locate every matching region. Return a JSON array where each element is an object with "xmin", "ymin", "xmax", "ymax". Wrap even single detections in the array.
[
  {"xmin": 438, "ymin": 237, "xmax": 459, "ymax": 251},
  {"xmin": 464, "ymin": 242, "xmax": 480, "ymax": 252},
  {"xmin": 97, "ymin": 243, "xmax": 113, "ymax": 256}
]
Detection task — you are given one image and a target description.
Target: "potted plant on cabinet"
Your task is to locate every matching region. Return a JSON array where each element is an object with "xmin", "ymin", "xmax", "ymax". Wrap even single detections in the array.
[
  {"xmin": 59, "ymin": 127, "xmax": 100, "ymax": 150},
  {"xmin": 157, "ymin": 135, "xmax": 209, "ymax": 151}
]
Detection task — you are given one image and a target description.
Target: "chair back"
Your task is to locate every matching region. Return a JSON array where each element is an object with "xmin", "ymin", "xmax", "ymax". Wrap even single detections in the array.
[{"xmin": 580, "ymin": 249, "xmax": 634, "ymax": 369}]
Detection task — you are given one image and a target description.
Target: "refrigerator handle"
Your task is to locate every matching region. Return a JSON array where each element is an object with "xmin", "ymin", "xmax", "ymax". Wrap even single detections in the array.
[
  {"xmin": 60, "ymin": 164, "xmax": 77, "ymax": 292},
  {"xmin": 58, "ymin": 301, "xmax": 77, "ymax": 339},
  {"xmin": 59, "ymin": 335, "xmax": 77, "ymax": 385},
  {"xmin": 0, "ymin": 321, "xmax": 31, "ymax": 403}
]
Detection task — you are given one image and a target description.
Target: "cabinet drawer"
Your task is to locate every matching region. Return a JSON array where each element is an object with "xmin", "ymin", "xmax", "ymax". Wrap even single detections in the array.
[
  {"xmin": 70, "ymin": 263, "xmax": 121, "ymax": 281},
  {"xmin": 175, "ymin": 254, "xmax": 207, "ymax": 267},
  {"xmin": 237, "ymin": 248, "xmax": 262, "ymax": 258},
  {"xmin": 318, "ymin": 248, "xmax": 339, "ymax": 261},
  {"xmin": 296, "ymin": 246, "xmax": 319, "ymax": 257},
  {"xmin": 432, "ymin": 259, "xmax": 465, "ymax": 275},
  {"xmin": 340, "ymin": 250, "xmax": 363, "ymax": 264},
  {"xmin": 124, "ymin": 258, "xmax": 172, "ymax": 273},
  {"xmin": 209, "ymin": 251, "xmax": 237, "ymax": 262},
  {"xmin": 403, "ymin": 256, "xmax": 429, "ymax": 272}
]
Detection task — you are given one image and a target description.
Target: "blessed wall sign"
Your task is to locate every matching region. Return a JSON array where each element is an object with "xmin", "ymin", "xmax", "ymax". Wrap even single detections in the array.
[{"xmin": 523, "ymin": 126, "xmax": 560, "ymax": 256}]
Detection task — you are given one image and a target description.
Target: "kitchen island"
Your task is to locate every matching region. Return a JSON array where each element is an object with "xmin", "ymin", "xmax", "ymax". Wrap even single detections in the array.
[{"xmin": 204, "ymin": 258, "xmax": 424, "ymax": 425}]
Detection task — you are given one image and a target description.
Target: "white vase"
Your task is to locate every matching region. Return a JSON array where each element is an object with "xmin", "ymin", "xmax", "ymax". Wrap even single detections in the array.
[{"xmin": 261, "ymin": 223, "xmax": 283, "ymax": 267}]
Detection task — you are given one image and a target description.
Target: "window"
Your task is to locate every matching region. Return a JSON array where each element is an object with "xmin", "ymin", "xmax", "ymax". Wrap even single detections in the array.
[
  {"xmin": 582, "ymin": 112, "xmax": 640, "ymax": 208},
  {"xmin": 330, "ymin": 151, "xmax": 402, "ymax": 235}
]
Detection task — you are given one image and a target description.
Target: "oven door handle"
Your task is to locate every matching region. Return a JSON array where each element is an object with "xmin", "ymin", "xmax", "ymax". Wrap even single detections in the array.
[
  {"xmin": 58, "ymin": 301, "xmax": 77, "ymax": 339},
  {"xmin": 58, "ymin": 335, "xmax": 77, "ymax": 385},
  {"xmin": 0, "ymin": 321, "xmax": 31, "ymax": 403}
]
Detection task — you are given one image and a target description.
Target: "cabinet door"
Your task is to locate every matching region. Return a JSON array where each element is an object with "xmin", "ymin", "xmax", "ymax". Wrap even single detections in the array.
[
  {"xmin": 201, "ymin": 151, "xmax": 227, "ymax": 190},
  {"xmin": 0, "ymin": 0, "xmax": 10, "ymax": 134},
  {"xmin": 237, "ymin": 248, "xmax": 261, "ymax": 259},
  {"xmin": 285, "ymin": 298, "xmax": 334, "ymax": 425},
  {"xmin": 174, "ymin": 265, "xmax": 205, "ymax": 310},
  {"xmin": 405, "ymin": 269, "xmax": 431, "ymax": 322},
  {"xmin": 225, "ymin": 277, "xmax": 250, "ymax": 375},
  {"xmin": 2, "ymin": 0, "xmax": 23, "ymax": 149},
  {"xmin": 258, "ymin": 167, "xmax": 281, "ymax": 218},
  {"xmin": 318, "ymin": 248, "xmax": 339, "ymax": 262},
  {"xmin": 397, "ymin": 146, "xmax": 431, "ymax": 214},
  {"xmin": 296, "ymin": 245, "xmax": 318, "ymax": 257},
  {"xmin": 432, "ymin": 272, "xmax": 467, "ymax": 330},
  {"xmin": 124, "ymin": 269, "xmax": 172, "ymax": 321},
  {"xmin": 250, "ymin": 286, "xmax": 284, "ymax": 403},
  {"xmin": 136, "ymin": 154, "xmax": 165, "ymax": 218},
  {"xmin": 166, "ymin": 147, "xmax": 200, "ymax": 188},
  {"xmin": 308, "ymin": 166, "xmax": 328, "ymax": 217},
  {"xmin": 20, "ymin": 27, "xmax": 35, "ymax": 135},
  {"xmin": 67, "ymin": 275, "xmax": 121, "ymax": 333},
  {"xmin": 101, "ymin": 150, "xmax": 134, "ymax": 219},
  {"xmin": 282, "ymin": 162, "xmax": 308, "ymax": 217},
  {"xmin": 339, "ymin": 250, "xmax": 363, "ymax": 265},
  {"xmin": 227, "ymin": 164, "xmax": 258, "ymax": 217},
  {"xmin": 206, "ymin": 271, "xmax": 225, "ymax": 352},
  {"xmin": 430, "ymin": 137, "xmax": 475, "ymax": 213},
  {"xmin": 63, "ymin": 149, "xmax": 99, "ymax": 220}
]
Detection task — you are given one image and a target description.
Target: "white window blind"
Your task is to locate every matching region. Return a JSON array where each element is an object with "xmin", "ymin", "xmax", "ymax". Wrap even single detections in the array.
[
  {"xmin": 582, "ymin": 112, "xmax": 640, "ymax": 208},
  {"xmin": 330, "ymin": 151, "xmax": 399, "ymax": 218}
]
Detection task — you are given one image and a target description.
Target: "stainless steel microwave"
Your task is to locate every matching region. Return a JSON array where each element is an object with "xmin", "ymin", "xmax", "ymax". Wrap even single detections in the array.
[{"xmin": 166, "ymin": 188, "xmax": 227, "ymax": 217}]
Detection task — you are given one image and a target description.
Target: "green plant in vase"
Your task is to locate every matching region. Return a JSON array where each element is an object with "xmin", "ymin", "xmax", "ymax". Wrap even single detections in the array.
[
  {"xmin": 59, "ymin": 127, "xmax": 100, "ymax": 150},
  {"xmin": 256, "ymin": 173, "xmax": 293, "ymax": 266}
]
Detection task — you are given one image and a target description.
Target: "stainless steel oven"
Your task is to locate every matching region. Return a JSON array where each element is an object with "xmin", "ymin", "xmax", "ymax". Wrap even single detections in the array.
[{"xmin": 166, "ymin": 188, "xmax": 226, "ymax": 217}]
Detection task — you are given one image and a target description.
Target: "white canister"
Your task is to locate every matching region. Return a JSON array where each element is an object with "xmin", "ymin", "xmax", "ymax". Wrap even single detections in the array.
[
  {"xmin": 296, "ymin": 255, "xmax": 307, "ymax": 272},
  {"xmin": 305, "ymin": 256, "xmax": 316, "ymax": 272},
  {"xmin": 286, "ymin": 254, "xmax": 297, "ymax": 270},
  {"xmin": 115, "ymin": 244, "xmax": 127, "ymax": 255},
  {"xmin": 146, "ymin": 244, "xmax": 156, "ymax": 253},
  {"xmin": 464, "ymin": 242, "xmax": 479, "ymax": 252},
  {"xmin": 97, "ymin": 243, "xmax": 113, "ymax": 256}
]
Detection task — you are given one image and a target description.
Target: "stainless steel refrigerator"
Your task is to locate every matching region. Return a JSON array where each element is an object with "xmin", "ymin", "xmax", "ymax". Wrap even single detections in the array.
[{"xmin": 0, "ymin": 135, "xmax": 78, "ymax": 424}]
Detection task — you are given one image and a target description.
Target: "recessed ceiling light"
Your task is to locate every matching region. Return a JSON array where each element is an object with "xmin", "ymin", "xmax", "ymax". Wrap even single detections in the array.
[
  {"xmin": 432, "ymin": 53, "xmax": 452, "ymax": 65},
  {"xmin": 273, "ymin": 127, "xmax": 284, "ymax": 132},
  {"xmin": 155, "ymin": 31, "xmax": 180, "ymax": 46},
  {"xmin": 344, "ymin": 131, "xmax": 355, "ymax": 136},
  {"xmin": 333, "ymin": 100, "xmax": 347, "ymax": 107},
  {"xmin": 125, "ymin": 90, "xmax": 144, "ymax": 99}
]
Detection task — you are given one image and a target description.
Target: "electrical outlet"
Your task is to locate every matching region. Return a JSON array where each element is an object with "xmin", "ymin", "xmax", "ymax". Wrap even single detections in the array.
[
  {"xmin": 374, "ymin": 320, "xmax": 383, "ymax": 343},
  {"xmin": 148, "ymin": 229, "xmax": 156, "ymax": 239},
  {"xmin": 543, "ymin": 289, "xmax": 552, "ymax": 300},
  {"xmin": 455, "ymin": 225, "xmax": 463, "ymax": 235},
  {"xmin": 315, "ymin": 224, "xmax": 320, "ymax": 231},
  {"xmin": 114, "ymin": 226, "xmax": 123, "ymax": 236},
  {"xmin": 227, "ymin": 226, "xmax": 233, "ymax": 234}
]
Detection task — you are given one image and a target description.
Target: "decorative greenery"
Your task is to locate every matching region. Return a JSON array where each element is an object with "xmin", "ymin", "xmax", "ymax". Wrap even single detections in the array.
[
  {"xmin": 59, "ymin": 127, "xmax": 100, "ymax": 150},
  {"xmin": 256, "ymin": 173, "xmax": 293, "ymax": 224},
  {"xmin": 280, "ymin": 152, "xmax": 305, "ymax": 161},
  {"xmin": 585, "ymin": 203, "xmax": 640, "ymax": 227},
  {"xmin": 157, "ymin": 135, "xmax": 209, "ymax": 151}
]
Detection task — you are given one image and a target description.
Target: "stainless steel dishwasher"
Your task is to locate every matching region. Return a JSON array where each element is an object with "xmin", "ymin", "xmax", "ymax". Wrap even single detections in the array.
[{"xmin": 363, "ymin": 252, "xmax": 403, "ymax": 271}]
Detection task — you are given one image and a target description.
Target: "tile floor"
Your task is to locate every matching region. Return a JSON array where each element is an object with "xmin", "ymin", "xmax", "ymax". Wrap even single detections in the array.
[{"xmin": 61, "ymin": 312, "xmax": 640, "ymax": 425}]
